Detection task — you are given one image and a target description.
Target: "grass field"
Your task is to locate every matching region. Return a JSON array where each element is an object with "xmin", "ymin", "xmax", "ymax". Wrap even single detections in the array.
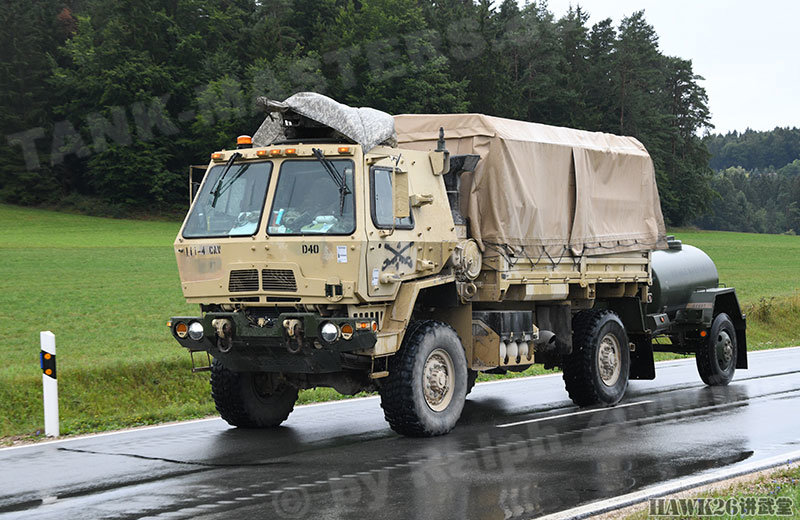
[{"xmin": 1, "ymin": 204, "xmax": 799, "ymax": 441}]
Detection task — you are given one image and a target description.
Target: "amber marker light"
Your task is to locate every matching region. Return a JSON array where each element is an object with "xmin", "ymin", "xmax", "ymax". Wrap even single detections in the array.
[
  {"xmin": 337, "ymin": 146, "xmax": 352, "ymax": 154},
  {"xmin": 700, "ymin": 330, "xmax": 708, "ymax": 337},
  {"xmin": 269, "ymin": 149, "xmax": 282, "ymax": 156},
  {"xmin": 284, "ymin": 148, "xmax": 297, "ymax": 155},
  {"xmin": 211, "ymin": 152, "xmax": 225, "ymax": 161},
  {"xmin": 341, "ymin": 323, "xmax": 354, "ymax": 340},
  {"xmin": 256, "ymin": 150, "xmax": 269, "ymax": 157},
  {"xmin": 175, "ymin": 322, "xmax": 188, "ymax": 338}
]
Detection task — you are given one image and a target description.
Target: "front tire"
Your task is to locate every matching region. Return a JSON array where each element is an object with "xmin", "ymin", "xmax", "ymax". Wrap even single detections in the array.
[
  {"xmin": 563, "ymin": 309, "xmax": 630, "ymax": 407},
  {"xmin": 696, "ymin": 313, "xmax": 737, "ymax": 386},
  {"xmin": 210, "ymin": 358, "xmax": 298, "ymax": 428},
  {"xmin": 379, "ymin": 321, "xmax": 468, "ymax": 437}
]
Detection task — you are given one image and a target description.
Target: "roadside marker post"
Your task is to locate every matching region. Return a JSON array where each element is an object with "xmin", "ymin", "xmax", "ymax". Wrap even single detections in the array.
[{"xmin": 40, "ymin": 331, "xmax": 59, "ymax": 437}]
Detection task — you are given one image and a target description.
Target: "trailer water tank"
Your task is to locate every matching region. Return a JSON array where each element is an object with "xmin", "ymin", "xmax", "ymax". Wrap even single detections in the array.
[{"xmin": 647, "ymin": 238, "xmax": 718, "ymax": 315}]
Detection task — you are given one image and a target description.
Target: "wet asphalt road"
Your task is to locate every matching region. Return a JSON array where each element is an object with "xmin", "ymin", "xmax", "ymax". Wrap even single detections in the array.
[{"xmin": 2, "ymin": 347, "xmax": 799, "ymax": 520}]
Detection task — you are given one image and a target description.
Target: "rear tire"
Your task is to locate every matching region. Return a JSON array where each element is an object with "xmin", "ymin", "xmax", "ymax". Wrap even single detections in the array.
[
  {"xmin": 562, "ymin": 309, "xmax": 630, "ymax": 407},
  {"xmin": 210, "ymin": 358, "xmax": 298, "ymax": 427},
  {"xmin": 696, "ymin": 313, "xmax": 737, "ymax": 386},
  {"xmin": 379, "ymin": 321, "xmax": 468, "ymax": 437}
]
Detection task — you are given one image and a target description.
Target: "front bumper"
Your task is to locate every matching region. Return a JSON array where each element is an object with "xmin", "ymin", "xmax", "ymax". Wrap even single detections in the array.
[{"xmin": 169, "ymin": 312, "xmax": 377, "ymax": 373}]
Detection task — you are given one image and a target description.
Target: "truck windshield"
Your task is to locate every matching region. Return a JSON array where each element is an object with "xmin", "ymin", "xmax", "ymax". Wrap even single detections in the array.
[
  {"xmin": 183, "ymin": 161, "xmax": 272, "ymax": 238},
  {"xmin": 268, "ymin": 159, "xmax": 355, "ymax": 235}
]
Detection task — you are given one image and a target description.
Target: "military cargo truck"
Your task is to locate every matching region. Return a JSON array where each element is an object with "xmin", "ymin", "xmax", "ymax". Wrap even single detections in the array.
[{"xmin": 169, "ymin": 93, "xmax": 746, "ymax": 437}]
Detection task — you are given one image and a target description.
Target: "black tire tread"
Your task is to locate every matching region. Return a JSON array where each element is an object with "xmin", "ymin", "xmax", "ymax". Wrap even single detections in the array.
[
  {"xmin": 210, "ymin": 358, "xmax": 297, "ymax": 428},
  {"xmin": 696, "ymin": 313, "xmax": 736, "ymax": 386},
  {"xmin": 562, "ymin": 309, "xmax": 629, "ymax": 407},
  {"xmin": 379, "ymin": 320, "xmax": 464, "ymax": 437}
]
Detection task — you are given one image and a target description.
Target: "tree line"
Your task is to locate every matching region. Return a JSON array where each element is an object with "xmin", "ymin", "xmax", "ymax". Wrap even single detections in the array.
[
  {"xmin": 698, "ymin": 128, "xmax": 800, "ymax": 234},
  {"xmin": 2, "ymin": 0, "xmax": 713, "ymax": 225}
]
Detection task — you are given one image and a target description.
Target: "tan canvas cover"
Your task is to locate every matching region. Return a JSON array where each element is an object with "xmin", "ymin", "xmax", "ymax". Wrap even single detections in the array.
[{"xmin": 394, "ymin": 113, "xmax": 667, "ymax": 257}]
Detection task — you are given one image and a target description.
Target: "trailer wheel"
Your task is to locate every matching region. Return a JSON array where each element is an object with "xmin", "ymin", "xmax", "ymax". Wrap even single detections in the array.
[
  {"xmin": 563, "ymin": 310, "xmax": 630, "ymax": 407},
  {"xmin": 379, "ymin": 321, "xmax": 468, "ymax": 437},
  {"xmin": 210, "ymin": 358, "xmax": 298, "ymax": 428},
  {"xmin": 696, "ymin": 313, "xmax": 737, "ymax": 386}
]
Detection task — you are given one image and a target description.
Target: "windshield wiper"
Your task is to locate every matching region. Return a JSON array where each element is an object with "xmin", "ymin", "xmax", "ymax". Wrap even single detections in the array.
[
  {"xmin": 312, "ymin": 148, "xmax": 350, "ymax": 215},
  {"xmin": 211, "ymin": 152, "xmax": 242, "ymax": 208},
  {"xmin": 214, "ymin": 163, "xmax": 251, "ymax": 201}
]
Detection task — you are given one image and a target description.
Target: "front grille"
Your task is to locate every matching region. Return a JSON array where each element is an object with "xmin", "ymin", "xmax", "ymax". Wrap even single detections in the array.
[
  {"xmin": 228, "ymin": 269, "xmax": 259, "ymax": 292},
  {"xmin": 262, "ymin": 269, "xmax": 297, "ymax": 292}
]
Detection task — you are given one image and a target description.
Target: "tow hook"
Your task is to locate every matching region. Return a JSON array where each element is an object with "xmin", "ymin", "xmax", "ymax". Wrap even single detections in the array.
[
  {"xmin": 283, "ymin": 319, "xmax": 304, "ymax": 354},
  {"xmin": 212, "ymin": 318, "xmax": 233, "ymax": 353}
]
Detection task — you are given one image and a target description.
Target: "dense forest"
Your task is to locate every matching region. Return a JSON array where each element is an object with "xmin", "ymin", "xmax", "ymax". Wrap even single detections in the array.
[
  {"xmin": 0, "ymin": 0, "xmax": 732, "ymax": 226},
  {"xmin": 699, "ymin": 128, "xmax": 800, "ymax": 234}
]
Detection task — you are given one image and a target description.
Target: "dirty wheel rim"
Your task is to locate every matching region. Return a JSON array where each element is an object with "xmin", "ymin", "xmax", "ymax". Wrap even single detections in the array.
[
  {"xmin": 597, "ymin": 333, "xmax": 621, "ymax": 387},
  {"xmin": 715, "ymin": 330, "xmax": 734, "ymax": 371},
  {"xmin": 423, "ymin": 348, "xmax": 455, "ymax": 412}
]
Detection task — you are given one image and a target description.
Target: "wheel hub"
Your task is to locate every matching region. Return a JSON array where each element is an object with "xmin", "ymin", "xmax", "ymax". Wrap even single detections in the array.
[
  {"xmin": 716, "ymin": 331, "xmax": 734, "ymax": 369},
  {"xmin": 423, "ymin": 349, "xmax": 455, "ymax": 412},
  {"xmin": 597, "ymin": 333, "xmax": 622, "ymax": 387}
]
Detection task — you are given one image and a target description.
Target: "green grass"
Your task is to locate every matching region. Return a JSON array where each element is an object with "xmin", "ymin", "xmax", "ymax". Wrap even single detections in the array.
[
  {"xmin": 0, "ymin": 206, "xmax": 798, "ymax": 441},
  {"xmin": 621, "ymin": 464, "xmax": 800, "ymax": 519}
]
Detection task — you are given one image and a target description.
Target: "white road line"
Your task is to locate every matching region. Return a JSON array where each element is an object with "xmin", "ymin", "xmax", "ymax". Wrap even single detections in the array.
[
  {"xmin": 538, "ymin": 448, "xmax": 800, "ymax": 520},
  {"xmin": 497, "ymin": 400, "xmax": 654, "ymax": 428}
]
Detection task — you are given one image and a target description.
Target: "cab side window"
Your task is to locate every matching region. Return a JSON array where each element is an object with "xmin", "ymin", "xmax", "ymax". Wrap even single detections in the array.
[{"xmin": 370, "ymin": 167, "xmax": 414, "ymax": 229}]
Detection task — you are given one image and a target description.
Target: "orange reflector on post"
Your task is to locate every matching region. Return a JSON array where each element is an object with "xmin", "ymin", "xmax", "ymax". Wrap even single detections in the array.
[
  {"xmin": 337, "ymin": 146, "xmax": 352, "ymax": 154},
  {"xmin": 237, "ymin": 135, "xmax": 252, "ymax": 146}
]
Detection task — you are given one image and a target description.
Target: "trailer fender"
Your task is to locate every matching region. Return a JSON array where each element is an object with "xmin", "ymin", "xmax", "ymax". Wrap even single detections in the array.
[{"xmin": 681, "ymin": 288, "xmax": 747, "ymax": 369}]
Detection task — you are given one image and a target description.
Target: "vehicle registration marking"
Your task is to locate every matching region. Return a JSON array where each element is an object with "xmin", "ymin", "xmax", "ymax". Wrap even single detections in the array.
[{"xmin": 182, "ymin": 244, "xmax": 221, "ymax": 256}]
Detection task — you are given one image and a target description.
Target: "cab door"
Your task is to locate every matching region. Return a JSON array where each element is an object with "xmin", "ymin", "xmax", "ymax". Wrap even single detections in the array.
[{"xmin": 365, "ymin": 158, "xmax": 418, "ymax": 297}]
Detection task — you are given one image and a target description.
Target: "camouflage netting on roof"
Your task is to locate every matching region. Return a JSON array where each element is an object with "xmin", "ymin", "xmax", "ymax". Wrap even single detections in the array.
[
  {"xmin": 253, "ymin": 92, "xmax": 397, "ymax": 151},
  {"xmin": 394, "ymin": 113, "xmax": 668, "ymax": 257}
]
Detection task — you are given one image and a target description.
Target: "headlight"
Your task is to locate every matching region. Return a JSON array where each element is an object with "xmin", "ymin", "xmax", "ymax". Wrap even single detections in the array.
[
  {"xmin": 188, "ymin": 321, "xmax": 204, "ymax": 341},
  {"xmin": 320, "ymin": 322, "xmax": 339, "ymax": 343}
]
